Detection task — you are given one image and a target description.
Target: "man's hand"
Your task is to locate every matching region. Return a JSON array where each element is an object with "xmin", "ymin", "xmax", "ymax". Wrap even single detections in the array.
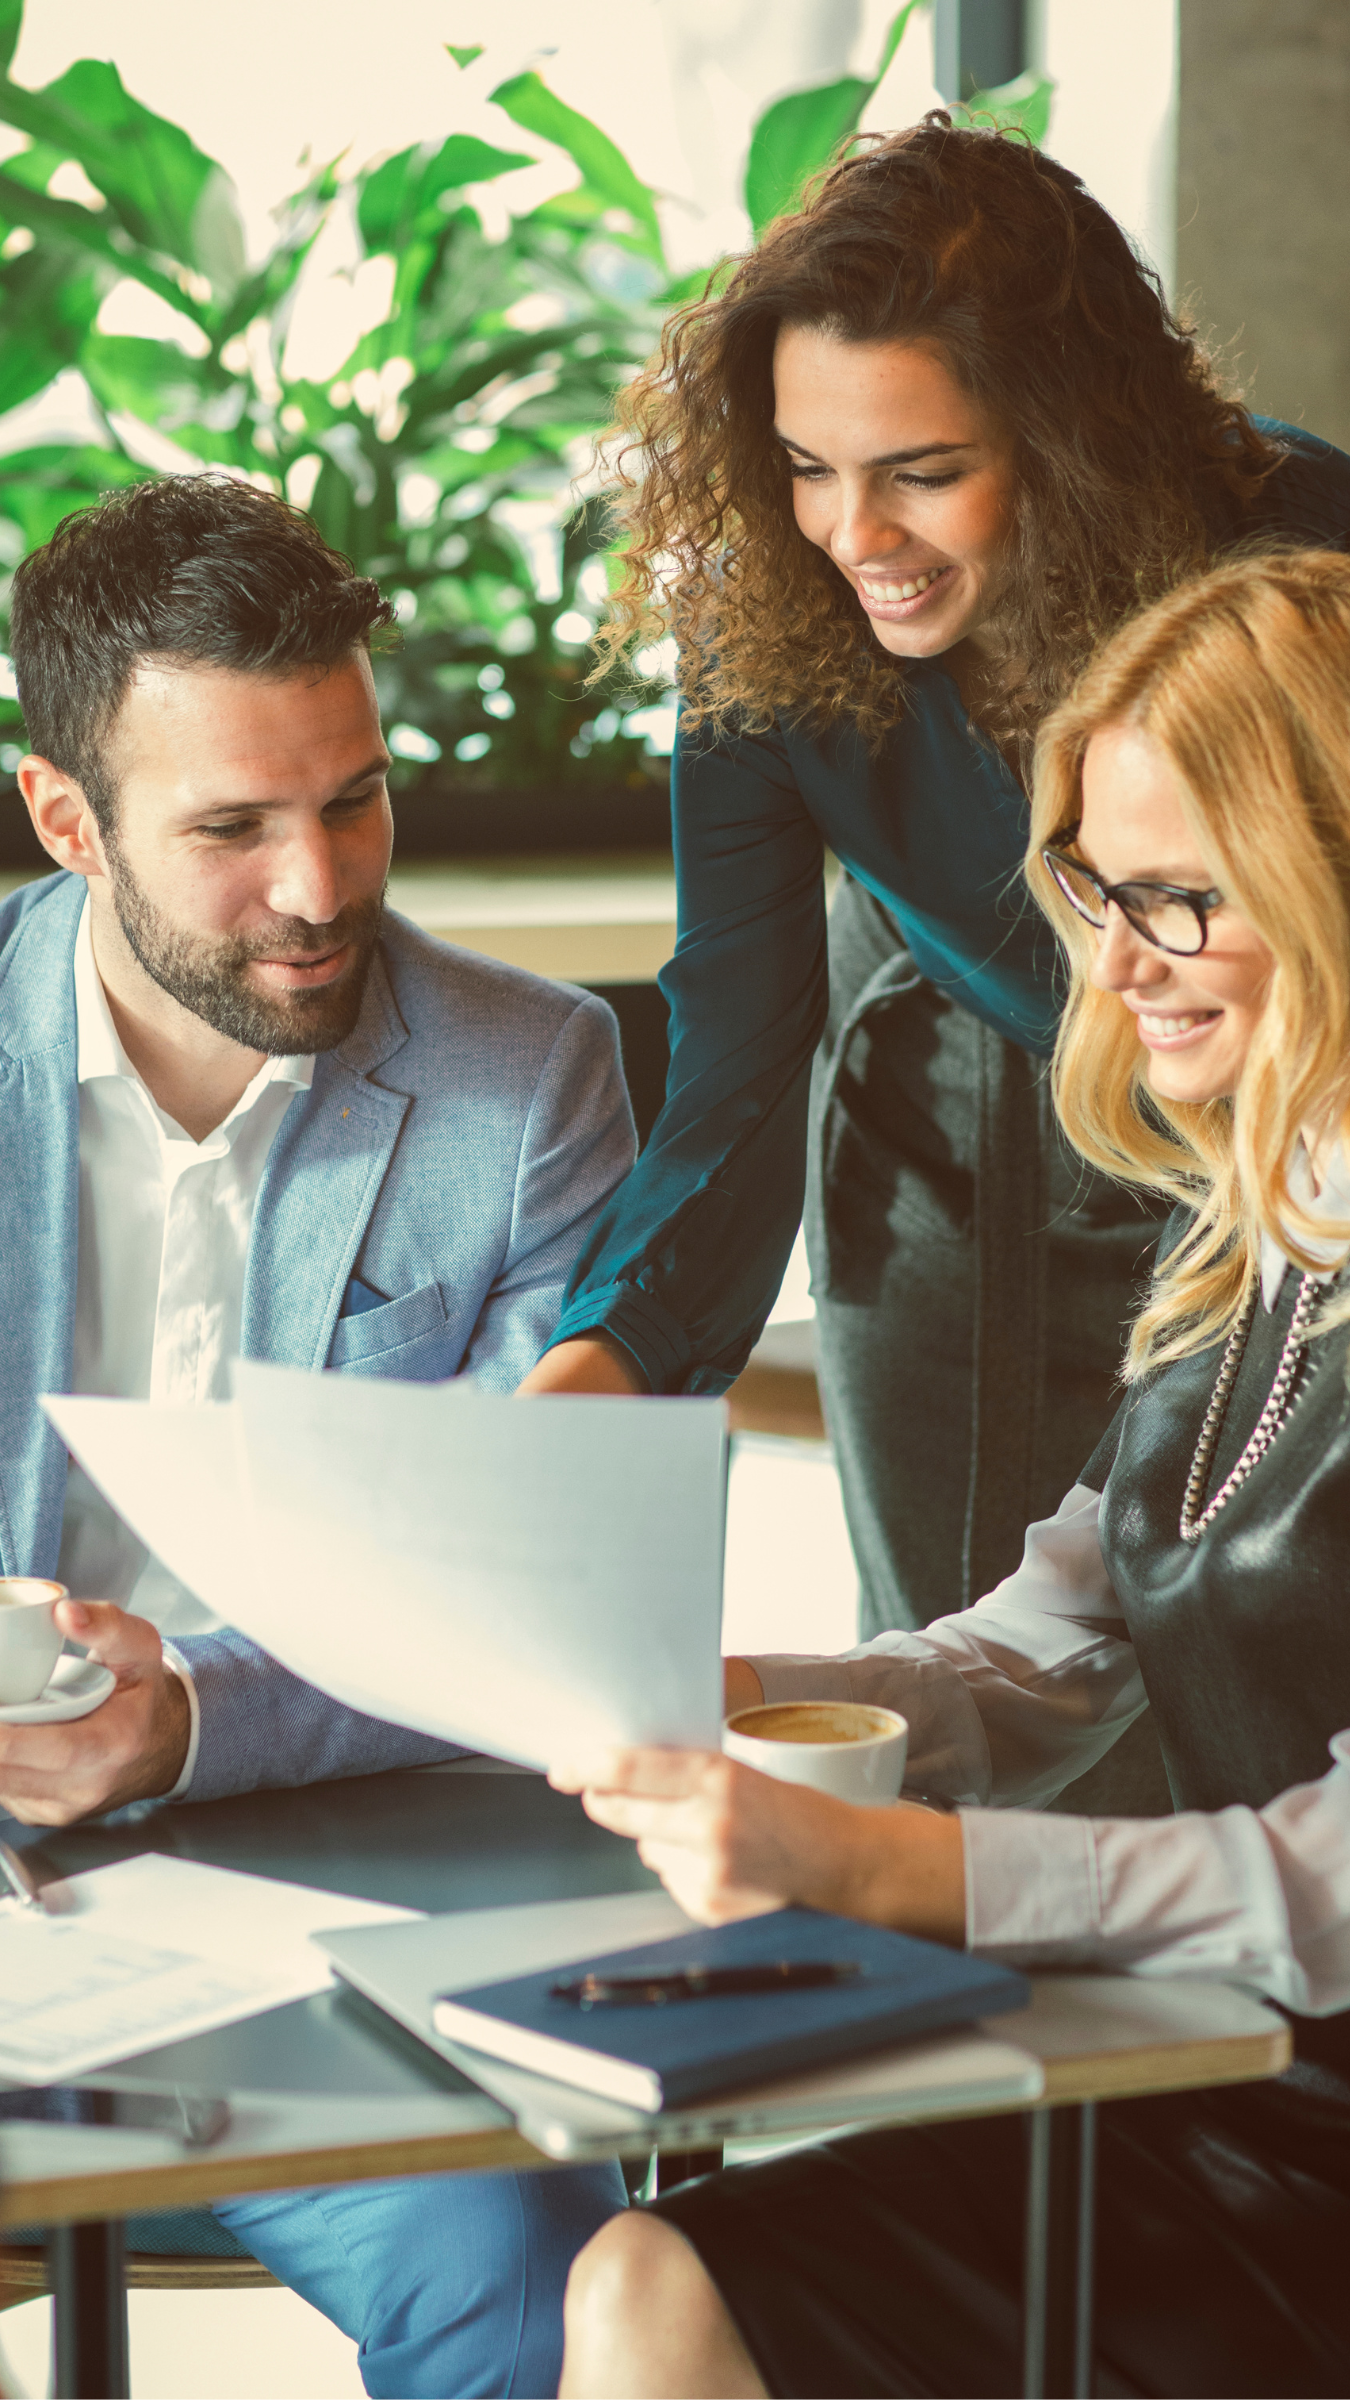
[
  {"xmin": 548, "ymin": 1746, "xmax": 966, "ymax": 1941},
  {"xmin": 0, "ymin": 1600, "xmax": 191, "ymax": 1827},
  {"xmin": 517, "ymin": 1337, "xmax": 644, "ymax": 1396}
]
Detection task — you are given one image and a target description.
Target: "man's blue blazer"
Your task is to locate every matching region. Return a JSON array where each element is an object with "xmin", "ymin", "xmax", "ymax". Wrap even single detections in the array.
[{"xmin": 0, "ymin": 869, "xmax": 636, "ymax": 1800}]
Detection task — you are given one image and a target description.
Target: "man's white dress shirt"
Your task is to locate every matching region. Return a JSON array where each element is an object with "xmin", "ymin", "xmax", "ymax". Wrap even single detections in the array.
[
  {"xmin": 752, "ymin": 1158, "xmax": 1350, "ymax": 2018},
  {"xmin": 56, "ymin": 897, "xmax": 312, "ymax": 1637}
]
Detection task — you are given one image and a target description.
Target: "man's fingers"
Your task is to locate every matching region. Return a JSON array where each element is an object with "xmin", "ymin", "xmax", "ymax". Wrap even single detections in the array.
[{"xmin": 55, "ymin": 1598, "xmax": 161, "ymax": 1678}]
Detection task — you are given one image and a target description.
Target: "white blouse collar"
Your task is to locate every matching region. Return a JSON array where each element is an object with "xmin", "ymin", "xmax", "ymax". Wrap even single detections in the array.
[{"xmin": 1259, "ymin": 1139, "xmax": 1350, "ymax": 1311}]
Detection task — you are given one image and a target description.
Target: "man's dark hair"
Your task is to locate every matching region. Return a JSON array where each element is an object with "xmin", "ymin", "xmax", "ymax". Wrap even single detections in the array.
[{"xmin": 9, "ymin": 474, "xmax": 397, "ymax": 827}]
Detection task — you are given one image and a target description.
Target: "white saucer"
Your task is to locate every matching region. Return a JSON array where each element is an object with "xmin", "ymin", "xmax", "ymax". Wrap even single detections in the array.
[{"xmin": 0, "ymin": 1654, "xmax": 117, "ymax": 1724}]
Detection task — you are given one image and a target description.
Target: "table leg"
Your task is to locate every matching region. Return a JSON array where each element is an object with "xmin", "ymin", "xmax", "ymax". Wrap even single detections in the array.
[
  {"xmin": 654, "ymin": 2146, "xmax": 723, "ymax": 2193},
  {"xmin": 48, "ymin": 2219, "xmax": 129, "ymax": 2400},
  {"xmin": 1023, "ymin": 2104, "xmax": 1096, "ymax": 2400}
]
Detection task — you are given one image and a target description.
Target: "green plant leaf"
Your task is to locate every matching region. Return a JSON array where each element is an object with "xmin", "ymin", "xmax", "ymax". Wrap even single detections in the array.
[
  {"xmin": 446, "ymin": 44, "xmax": 483, "ymax": 69},
  {"xmin": 742, "ymin": 0, "xmax": 927, "ymax": 236},
  {"xmin": 0, "ymin": 163, "xmax": 198, "ymax": 320},
  {"xmin": 0, "ymin": 445, "xmax": 151, "ymax": 551},
  {"xmin": 0, "ymin": 58, "xmax": 244, "ymax": 288},
  {"xmin": 81, "ymin": 332, "xmax": 215, "ymax": 428},
  {"xmin": 0, "ymin": 137, "xmax": 66, "ymax": 193},
  {"xmin": 955, "ymin": 69, "xmax": 1054, "ymax": 147},
  {"xmin": 875, "ymin": 0, "xmax": 927, "ymax": 83},
  {"xmin": 358, "ymin": 133, "xmax": 534, "ymax": 252},
  {"xmin": 490, "ymin": 72, "xmax": 663, "ymax": 262},
  {"xmin": 744, "ymin": 75, "xmax": 871, "ymax": 236},
  {"xmin": 0, "ymin": 238, "xmax": 103, "ymax": 414},
  {"xmin": 0, "ymin": 0, "xmax": 22, "ymax": 75}
]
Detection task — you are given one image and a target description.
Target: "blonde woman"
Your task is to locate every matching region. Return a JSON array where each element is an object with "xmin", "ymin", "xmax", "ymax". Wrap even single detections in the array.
[{"xmin": 553, "ymin": 550, "xmax": 1350, "ymax": 2400}]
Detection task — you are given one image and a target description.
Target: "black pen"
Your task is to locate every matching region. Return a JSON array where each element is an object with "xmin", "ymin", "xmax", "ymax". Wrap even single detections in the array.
[{"xmin": 550, "ymin": 1960, "xmax": 862, "ymax": 2009}]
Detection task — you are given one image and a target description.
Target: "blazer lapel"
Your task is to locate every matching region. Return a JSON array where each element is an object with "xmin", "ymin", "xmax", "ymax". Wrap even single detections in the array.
[
  {"xmin": 241, "ymin": 946, "xmax": 412, "ymax": 1368},
  {"xmin": 0, "ymin": 877, "xmax": 83, "ymax": 1575}
]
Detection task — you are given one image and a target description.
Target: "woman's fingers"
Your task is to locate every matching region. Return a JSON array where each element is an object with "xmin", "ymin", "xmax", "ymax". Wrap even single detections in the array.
[
  {"xmin": 554, "ymin": 1741, "xmax": 966, "ymax": 1943},
  {"xmin": 551, "ymin": 1745, "xmax": 876, "ymax": 1925},
  {"xmin": 634, "ymin": 1838, "xmax": 785, "ymax": 1926},
  {"xmin": 549, "ymin": 1745, "xmax": 718, "ymax": 1799},
  {"xmin": 579, "ymin": 1780, "xmax": 721, "ymax": 1843}
]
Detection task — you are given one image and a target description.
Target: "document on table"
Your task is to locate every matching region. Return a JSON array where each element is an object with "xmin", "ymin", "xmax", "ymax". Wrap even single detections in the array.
[
  {"xmin": 44, "ymin": 1362, "xmax": 726, "ymax": 1769},
  {"xmin": 0, "ymin": 1854, "xmax": 416, "ymax": 2084}
]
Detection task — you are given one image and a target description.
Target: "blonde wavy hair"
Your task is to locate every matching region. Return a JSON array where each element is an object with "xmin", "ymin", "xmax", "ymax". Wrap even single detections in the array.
[{"xmin": 1027, "ymin": 550, "xmax": 1350, "ymax": 1380}]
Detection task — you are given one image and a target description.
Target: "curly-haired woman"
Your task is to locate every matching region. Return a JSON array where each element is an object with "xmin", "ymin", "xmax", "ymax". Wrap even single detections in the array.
[
  {"xmin": 555, "ymin": 547, "xmax": 1350, "ymax": 2400},
  {"xmin": 520, "ymin": 119, "xmax": 1350, "ymax": 1778}
]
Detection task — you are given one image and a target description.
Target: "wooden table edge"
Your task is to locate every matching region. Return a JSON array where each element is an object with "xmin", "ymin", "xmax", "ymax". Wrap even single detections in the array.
[
  {"xmin": 1037, "ymin": 2023, "xmax": 1292, "ymax": 2106},
  {"xmin": 0, "ymin": 2018, "xmax": 1295, "ymax": 2227},
  {"xmin": 0, "ymin": 2123, "xmax": 549, "ymax": 2229}
]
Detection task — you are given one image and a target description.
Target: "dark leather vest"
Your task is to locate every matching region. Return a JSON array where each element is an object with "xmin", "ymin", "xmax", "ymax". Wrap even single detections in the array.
[
  {"xmin": 1092, "ymin": 1223, "xmax": 1350, "ymax": 2155},
  {"xmin": 1095, "ymin": 1236, "xmax": 1350, "ymax": 1818}
]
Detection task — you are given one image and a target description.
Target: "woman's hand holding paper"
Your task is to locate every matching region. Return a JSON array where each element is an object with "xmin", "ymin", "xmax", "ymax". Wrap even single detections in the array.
[{"xmin": 548, "ymin": 1747, "xmax": 966, "ymax": 1943}]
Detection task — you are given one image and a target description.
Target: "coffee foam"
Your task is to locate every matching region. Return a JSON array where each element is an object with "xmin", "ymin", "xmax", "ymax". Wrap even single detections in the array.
[{"xmin": 729, "ymin": 1702, "xmax": 899, "ymax": 1747}]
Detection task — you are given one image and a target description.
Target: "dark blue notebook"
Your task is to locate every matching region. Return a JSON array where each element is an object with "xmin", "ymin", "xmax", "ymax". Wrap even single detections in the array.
[{"xmin": 432, "ymin": 1909, "xmax": 1028, "ymax": 2111}]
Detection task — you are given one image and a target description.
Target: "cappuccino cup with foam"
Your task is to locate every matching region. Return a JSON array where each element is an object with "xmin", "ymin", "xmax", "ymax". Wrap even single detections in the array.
[
  {"xmin": 723, "ymin": 1699, "xmax": 908, "ymax": 1805},
  {"xmin": 0, "ymin": 1579, "xmax": 66, "ymax": 1706}
]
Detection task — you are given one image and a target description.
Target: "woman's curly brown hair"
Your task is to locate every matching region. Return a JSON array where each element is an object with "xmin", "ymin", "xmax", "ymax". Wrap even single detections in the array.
[{"xmin": 594, "ymin": 114, "xmax": 1282, "ymax": 769}]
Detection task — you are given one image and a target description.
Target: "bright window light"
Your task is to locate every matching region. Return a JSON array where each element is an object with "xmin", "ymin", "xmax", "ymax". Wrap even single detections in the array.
[
  {"xmin": 388, "ymin": 723, "xmax": 442, "ymax": 762},
  {"xmin": 633, "ymin": 637, "xmax": 677, "ymax": 686},
  {"xmin": 576, "ymin": 557, "xmax": 610, "ymax": 607},
  {"xmin": 552, "ymin": 609, "xmax": 593, "ymax": 646},
  {"xmin": 398, "ymin": 470, "xmax": 441, "ymax": 527},
  {"xmin": 285, "ymin": 453, "xmax": 323, "ymax": 509},
  {"xmin": 623, "ymin": 702, "xmax": 677, "ymax": 755},
  {"xmin": 454, "ymin": 732, "xmax": 492, "ymax": 763}
]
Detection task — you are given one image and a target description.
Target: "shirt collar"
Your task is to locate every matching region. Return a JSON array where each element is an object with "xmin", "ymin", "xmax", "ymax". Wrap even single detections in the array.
[
  {"xmin": 1259, "ymin": 1138, "xmax": 1350, "ymax": 1310},
  {"xmin": 73, "ymin": 892, "xmax": 314, "ymax": 1119}
]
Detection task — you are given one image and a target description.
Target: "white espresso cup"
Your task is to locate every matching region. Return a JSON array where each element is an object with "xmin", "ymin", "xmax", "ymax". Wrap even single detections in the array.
[
  {"xmin": 723, "ymin": 1699, "xmax": 908, "ymax": 1806},
  {"xmin": 0, "ymin": 1579, "xmax": 66, "ymax": 1705}
]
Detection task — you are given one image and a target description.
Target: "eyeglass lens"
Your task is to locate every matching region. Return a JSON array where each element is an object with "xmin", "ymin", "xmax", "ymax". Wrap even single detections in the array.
[{"xmin": 1046, "ymin": 856, "xmax": 1206, "ymax": 955}]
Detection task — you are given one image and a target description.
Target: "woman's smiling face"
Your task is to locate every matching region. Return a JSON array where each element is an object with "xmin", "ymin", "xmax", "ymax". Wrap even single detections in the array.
[
  {"xmin": 1078, "ymin": 721, "xmax": 1275, "ymax": 1105},
  {"xmin": 772, "ymin": 326, "xmax": 1017, "ymax": 662}
]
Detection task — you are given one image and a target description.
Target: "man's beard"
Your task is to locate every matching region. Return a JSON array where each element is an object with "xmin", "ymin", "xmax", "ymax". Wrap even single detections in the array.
[{"xmin": 106, "ymin": 848, "xmax": 385, "ymax": 1056}]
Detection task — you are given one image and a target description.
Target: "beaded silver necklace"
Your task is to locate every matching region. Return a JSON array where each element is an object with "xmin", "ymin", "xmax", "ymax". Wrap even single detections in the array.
[{"xmin": 1179, "ymin": 1270, "xmax": 1320, "ymax": 1543}]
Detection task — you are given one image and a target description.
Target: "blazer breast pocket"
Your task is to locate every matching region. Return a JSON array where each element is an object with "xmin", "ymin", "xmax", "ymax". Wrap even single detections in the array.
[{"xmin": 327, "ymin": 1279, "xmax": 455, "ymax": 1376}]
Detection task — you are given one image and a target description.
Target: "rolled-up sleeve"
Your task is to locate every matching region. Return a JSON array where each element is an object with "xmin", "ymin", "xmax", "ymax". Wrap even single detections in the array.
[
  {"xmin": 749, "ymin": 1479, "xmax": 1350, "ymax": 2014},
  {"xmin": 548, "ymin": 717, "xmax": 827, "ymax": 1394},
  {"xmin": 964, "ymin": 1733, "xmax": 1350, "ymax": 2013},
  {"xmin": 751, "ymin": 1484, "xmax": 1146, "ymax": 1807}
]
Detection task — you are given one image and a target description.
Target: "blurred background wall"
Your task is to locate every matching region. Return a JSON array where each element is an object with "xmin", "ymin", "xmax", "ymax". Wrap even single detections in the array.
[{"xmin": 1177, "ymin": 0, "xmax": 1350, "ymax": 449}]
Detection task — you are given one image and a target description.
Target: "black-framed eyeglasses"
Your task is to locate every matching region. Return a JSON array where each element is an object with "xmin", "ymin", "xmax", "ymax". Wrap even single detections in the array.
[{"xmin": 1041, "ymin": 844, "xmax": 1225, "ymax": 957}]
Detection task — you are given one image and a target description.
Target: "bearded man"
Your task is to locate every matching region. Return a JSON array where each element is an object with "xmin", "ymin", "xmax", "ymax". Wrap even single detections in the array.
[{"xmin": 0, "ymin": 475, "xmax": 636, "ymax": 2397}]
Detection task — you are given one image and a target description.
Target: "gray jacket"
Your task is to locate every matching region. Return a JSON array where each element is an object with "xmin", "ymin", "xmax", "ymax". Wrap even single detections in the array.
[{"xmin": 0, "ymin": 870, "xmax": 635, "ymax": 1801}]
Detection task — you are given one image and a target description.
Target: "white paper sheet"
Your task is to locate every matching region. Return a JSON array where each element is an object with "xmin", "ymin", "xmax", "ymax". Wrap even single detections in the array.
[
  {"xmin": 0, "ymin": 1854, "xmax": 416, "ymax": 2083},
  {"xmin": 44, "ymin": 1367, "xmax": 726, "ymax": 1769}
]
